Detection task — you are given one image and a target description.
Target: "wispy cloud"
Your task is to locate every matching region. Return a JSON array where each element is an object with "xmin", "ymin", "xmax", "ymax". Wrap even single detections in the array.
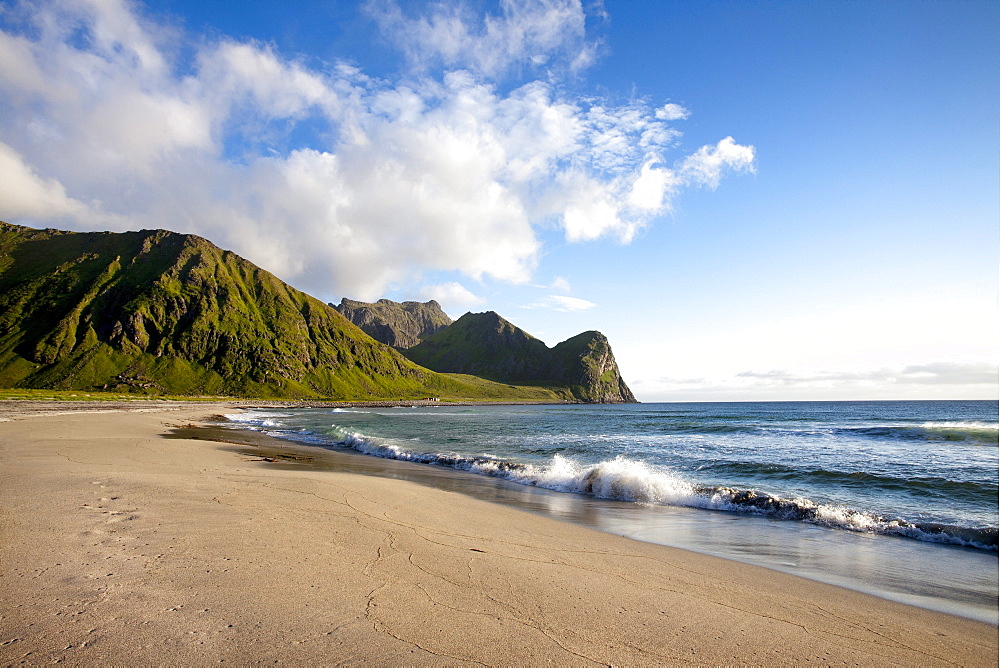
[
  {"xmin": 550, "ymin": 276, "xmax": 571, "ymax": 292},
  {"xmin": 736, "ymin": 363, "xmax": 998, "ymax": 387},
  {"xmin": 0, "ymin": 0, "xmax": 754, "ymax": 302},
  {"xmin": 524, "ymin": 295, "xmax": 596, "ymax": 311},
  {"xmin": 631, "ymin": 362, "xmax": 999, "ymax": 401},
  {"xmin": 365, "ymin": 0, "xmax": 597, "ymax": 78},
  {"xmin": 896, "ymin": 363, "xmax": 998, "ymax": 385}
]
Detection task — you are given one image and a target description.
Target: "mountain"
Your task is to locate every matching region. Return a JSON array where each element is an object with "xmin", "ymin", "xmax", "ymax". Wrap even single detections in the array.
[
  {"xmin": 0, "ymin": 222, "xmax": 565, "ymax": 401},
  {"xmin": 547, "ymin": 330, "xmax": 638, "ymax": 403},
  {"xmin": 334, "ymin": 298, "xmax": 452, "ymax": 349},
  {"xmin": 402, "ymin": 311, "xmax": 550, "ymax": 380},
  {"xmin": 403, "ymin": 311, "xmax": 637, "ymax": 403}
]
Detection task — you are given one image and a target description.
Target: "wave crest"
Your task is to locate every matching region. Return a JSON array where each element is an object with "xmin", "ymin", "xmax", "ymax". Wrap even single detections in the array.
[{"xmin": 326, "ymin": 429, "xmax": 998, "ymax": 552}]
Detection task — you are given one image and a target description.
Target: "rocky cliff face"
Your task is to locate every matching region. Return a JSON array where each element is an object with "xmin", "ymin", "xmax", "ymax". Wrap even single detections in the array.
[
  {"xmin": 334, "ymin": 298, "xmax": 453, "ymax": 349},
  {"xmin": 548, "ymin": 331, "xmax": 637, "ymax": 403}
]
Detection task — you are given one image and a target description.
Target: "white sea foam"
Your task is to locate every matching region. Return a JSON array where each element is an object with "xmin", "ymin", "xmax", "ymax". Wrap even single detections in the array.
[
  {"xmin": 919, "ymin": 421, "xmax": 999, "ymax": 444},
  {"xmin": 222, "ymin": 409, "xmax": 998, "ymax": 552},
  {"xmin": 324, "ymin": 429, "xmax": 997, "ymax": 550},
  {"xmin": 223, "ymin": 411, "xmax": 292, "ymax": 425},
  {"xmin": 502, "ymin": 454, "xmax": 698, "ymax": 505}
]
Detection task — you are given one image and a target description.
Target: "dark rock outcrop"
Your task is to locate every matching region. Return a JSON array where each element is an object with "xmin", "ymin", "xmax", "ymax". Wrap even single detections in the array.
[
  {"xmin": 547, "ymin": 330, "xmax": 637, "ymax": 403},
  {"xmin": 334, "ymin": 298, "xmax": 452, "ymax": 349}
]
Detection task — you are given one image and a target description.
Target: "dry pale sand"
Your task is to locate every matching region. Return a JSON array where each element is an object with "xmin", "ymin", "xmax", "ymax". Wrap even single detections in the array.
[{"xmin": 0, "ymin": 404, "xmax": 996, "ymax": 666}]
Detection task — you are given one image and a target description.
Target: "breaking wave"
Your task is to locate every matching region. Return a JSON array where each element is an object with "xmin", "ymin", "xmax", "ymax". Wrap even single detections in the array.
[
  {"xmin": 326, "ymin": 425, "xmax": 998, "ymax": 552},
  {"xmin": 221, "ymin": 410, "xmax": 998, "ymax": 553}
]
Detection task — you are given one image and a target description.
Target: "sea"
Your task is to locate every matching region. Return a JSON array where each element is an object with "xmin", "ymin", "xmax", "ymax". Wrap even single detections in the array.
[{"xmin": 222, "ymin": 400, "xmax": 999, "ymax": 623}]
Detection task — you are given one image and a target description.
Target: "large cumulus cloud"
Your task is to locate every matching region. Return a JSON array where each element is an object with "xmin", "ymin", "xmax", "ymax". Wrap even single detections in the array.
[{"xmin": 0, "ymin": 0, "xmax": 754, "ymax": 301}]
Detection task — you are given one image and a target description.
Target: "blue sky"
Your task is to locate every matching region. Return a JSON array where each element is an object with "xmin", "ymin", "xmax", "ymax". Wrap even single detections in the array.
[{"xmin": 0, "ymin": 0, "xmax": 996, "ymax": 401}]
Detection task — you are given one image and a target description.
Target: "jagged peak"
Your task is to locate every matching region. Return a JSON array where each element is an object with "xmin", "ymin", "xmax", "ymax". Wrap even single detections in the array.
[{"xmin": 335, "ymin": 296, "xmax": 453, "ymax": 350}]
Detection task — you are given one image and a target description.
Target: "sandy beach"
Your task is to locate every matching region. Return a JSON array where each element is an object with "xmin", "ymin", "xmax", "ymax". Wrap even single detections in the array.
[{"xmin": 1, "ymin": 403, "xmax": 996, "ymax": 666}]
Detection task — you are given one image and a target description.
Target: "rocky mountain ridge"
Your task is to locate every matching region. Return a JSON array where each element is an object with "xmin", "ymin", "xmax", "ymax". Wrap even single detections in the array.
[
  {"xmin": 343, "ymin": 299, "xmax": 637, "ymax": 403},
  {"xmin": 0, "ymin": 222, "xmax": 636, "ymax": 402},
  {"xmin": 335, "ymin": 298, "xmax": 452, "ymax": 349}
]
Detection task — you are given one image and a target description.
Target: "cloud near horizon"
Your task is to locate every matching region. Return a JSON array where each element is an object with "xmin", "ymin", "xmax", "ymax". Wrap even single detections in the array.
[
  {"xmin": 630, "ymin": 361, "xmax": 999, "ymax": 401},
  {"xmin": 0, "ymin": 0, "xmax": 754, "ymax": 302},
  {"xmin": 735, "ymin": 362, "xmax": 999, "ymax": 387}
]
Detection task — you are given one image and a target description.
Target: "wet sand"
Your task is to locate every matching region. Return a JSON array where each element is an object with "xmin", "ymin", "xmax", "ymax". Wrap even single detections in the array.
[{"xmin": 1, "ymin": 403, "xmax": 996, "ymax": 665}]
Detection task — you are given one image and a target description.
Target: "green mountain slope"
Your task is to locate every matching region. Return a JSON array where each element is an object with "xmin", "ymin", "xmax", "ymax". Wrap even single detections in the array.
[
  {"xmin": 0, "ymin": 222, "xmax": 565, "ymax": 401},
  {"xmin": 403, "ymin": 311, "xmax": 550, "ymax": 381},
  {"xmin": 335, "ymin": 298, "xmax": 453, "ymax": 349},
  {"xmin": 403, "ymin": 311, "xmax": 637, "ymax": 403}
]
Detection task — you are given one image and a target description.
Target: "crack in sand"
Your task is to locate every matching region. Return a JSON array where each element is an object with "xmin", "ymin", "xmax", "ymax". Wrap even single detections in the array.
[
  {"xmin": 405, "ymin": 553, "xmax": 472, "ymax": 592},
  {"xmin": 364, "ymin": 584, "xmax": 487, "ymax": 666},
  {"xmin": 701, "ymin": 596, "xmax": 956, "ymax": 663},
  {"xmin": 411, "ymin": 581, "xmax": 609, "ymax": 666},
  {"xmin": 54, "ymin": 451, "xmax": 114, "ymax": 467},
  {"xmin": 804, "ymin": 603, "xmax": 961, "ymax": 664}
]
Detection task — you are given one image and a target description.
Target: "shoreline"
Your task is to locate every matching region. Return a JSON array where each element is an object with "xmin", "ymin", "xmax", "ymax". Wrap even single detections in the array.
[
  {"xmin": 179, "ymin": 419, "xmax": 1000, "ymax": 625},
  {"xmin": 1, "ymin": 403, "xmax": 996, "ymax": 665}
]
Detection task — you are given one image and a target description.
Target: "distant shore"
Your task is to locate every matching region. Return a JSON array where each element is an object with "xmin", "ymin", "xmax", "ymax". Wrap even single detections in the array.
[
  {"xmin": 1, "ymin": 402, "xmax": 995, "ymax": 665},
  {"xmin": 0, "ymin": 397, "xmax": 573, "ymax": 421}
]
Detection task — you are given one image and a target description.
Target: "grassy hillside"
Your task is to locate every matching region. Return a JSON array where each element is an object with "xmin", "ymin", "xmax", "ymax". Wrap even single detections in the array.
[{"xmin": 0, "ymin": 222, "xmax": 568, "ymax": 401}]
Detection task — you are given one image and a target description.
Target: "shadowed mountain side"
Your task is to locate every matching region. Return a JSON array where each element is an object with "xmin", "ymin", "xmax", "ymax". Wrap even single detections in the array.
[
  {"xmin": 402, "ymin": 311, "xmax": 550, "ymax": 381},
  {"xmin": 334, "ymin": 298, "xmax": 452, "ymax": 349},
  {"xmin": 0, "ymin": 222, "xmax": 566, "ymax": 401},
  {"xmin": 403, "ymin": 311, "xmax": 637, "ymax": 403}
]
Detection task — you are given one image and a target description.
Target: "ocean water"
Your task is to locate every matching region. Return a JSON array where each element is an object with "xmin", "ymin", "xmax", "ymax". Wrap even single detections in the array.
[{"xmin": 223, "ymin": 400, "xmax": 999, "ymax": 623}]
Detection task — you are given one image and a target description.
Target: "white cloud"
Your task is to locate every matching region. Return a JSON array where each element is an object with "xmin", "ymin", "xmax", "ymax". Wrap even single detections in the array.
[
  {"xmin": 0, "ymin": 142, "xmax": 92, "ymax": 221},
  {"xmin": 628, "ymin": 158, "xmax": 678, "ymax": 212},
  {"xmin": 525, "ymin": 295, "xmax": 597, "ymax": 311},
  {"xmin": 655, "ymin": 103, "xmax": 689, "ymax": 121},
  {"xmin": 680, "ymin": 136, "xmax": 756, "ymax": 189},
  {"xmin": 366, "ymin": 0, "xmax": 595, "ymax": 78},
  {"xmin": 550, "ymin": 276, "xmax": 571, "ymax": 291},
  {"xmin": 631, "ymin": 362, "xmax": 999, "ymax": 402},
  {"xmin": 418, "ymin": 282, "xmax": 485, "ymax": 313},
  {"xmin": 0, "ymin": 0, "xmax": 754, "ymax": 303}
]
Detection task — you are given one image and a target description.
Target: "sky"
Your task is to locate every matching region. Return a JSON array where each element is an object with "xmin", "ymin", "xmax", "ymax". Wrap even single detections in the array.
[{"xmin": 0, "ymin": 0, "xmax": 996, "ymax": 402}]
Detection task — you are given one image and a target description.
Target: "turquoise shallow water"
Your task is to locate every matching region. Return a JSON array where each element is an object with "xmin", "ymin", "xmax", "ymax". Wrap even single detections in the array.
[{"xmin": 224, "ymin": 400, "xmax": 998, "ymax": 623}]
